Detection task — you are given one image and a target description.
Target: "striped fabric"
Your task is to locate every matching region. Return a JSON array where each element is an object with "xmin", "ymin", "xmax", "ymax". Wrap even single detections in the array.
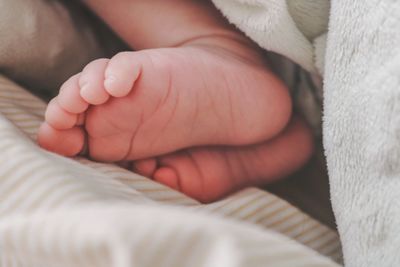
[{"xmin": 0, "ymin": 75, "xmax": 342, "ymax": 267}]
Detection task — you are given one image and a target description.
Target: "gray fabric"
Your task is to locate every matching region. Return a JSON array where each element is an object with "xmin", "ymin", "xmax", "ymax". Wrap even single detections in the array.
[
  {"xmin": 287, "ymin": 0, "xmax": 329, "ymax": 41},
  {"xmin": 0, "ymin": 0, "xmax": 123, "ymax": 98}
]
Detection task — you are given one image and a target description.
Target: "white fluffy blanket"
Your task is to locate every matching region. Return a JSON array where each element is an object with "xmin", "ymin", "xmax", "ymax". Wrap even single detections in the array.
[{"xmin": 212, "ymin": 0, "xmax": 400, "ymax": 266}]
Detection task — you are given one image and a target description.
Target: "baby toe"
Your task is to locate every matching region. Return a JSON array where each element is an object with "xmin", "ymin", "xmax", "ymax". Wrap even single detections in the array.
[
  {"xmin": 153, "ymin": 167, "xmax": 181, "ymax": 191},
  {"xmin": 37, "ymin": 123, "xmax": 85, "ymax": 157},
  {"xmin": 104, "ymin": 52, "xmax": 143, "ymax": 97},
  {"xmin": 58, "ymin": 74, "xmax": 89, "ymax": 114},
  {"xmin": 79, "ymin": 58, "xmax": 111, "ymax": 105},
  {"xmin": 45, "ymin": 99, "xmax": 78, "ymax": 130},
  {"xmin": 132, "ymin": 158, "xmax": 158, "ymax": 177}
]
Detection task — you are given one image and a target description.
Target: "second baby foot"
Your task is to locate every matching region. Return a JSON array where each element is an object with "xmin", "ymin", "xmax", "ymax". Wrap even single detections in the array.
[
  {"xmin": 131, "ymin": 117, "xmax": 313, "ymax": 203},
  {"xmin": 38, "ymin": 44, "xmax": 291, "ymax": 161}
]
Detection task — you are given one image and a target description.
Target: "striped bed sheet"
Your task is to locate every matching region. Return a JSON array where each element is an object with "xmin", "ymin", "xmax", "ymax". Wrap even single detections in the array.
[{"xmin": 0, "ymin": 75, "xmax": 342, "ymax": 267}]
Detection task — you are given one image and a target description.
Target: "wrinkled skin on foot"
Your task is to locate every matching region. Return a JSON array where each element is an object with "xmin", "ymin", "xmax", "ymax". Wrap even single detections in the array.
[{"xmin": 38, "ymin": 46, "xmax": 291, "ymax": 162}]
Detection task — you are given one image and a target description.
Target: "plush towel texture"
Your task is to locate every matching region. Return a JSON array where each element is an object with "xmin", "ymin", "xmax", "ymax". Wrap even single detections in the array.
[
  {"xmin": 213, "ymin": 0, "xmax": 400, "ymax": 266},
  {"xmin": 0, "ymin": 0, "xmax": 342, "ymax": 266},
  {"xmin": 324, "ymin": 1, "xmax": 400, "ymax": 266}
]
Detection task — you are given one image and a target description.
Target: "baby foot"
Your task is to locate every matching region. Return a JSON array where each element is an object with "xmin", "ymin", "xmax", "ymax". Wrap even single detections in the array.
[
  {"xmin": 38, "ymin": 45, "xmax": 291, "ymax": 161},
  {"xmin": 132, "ymin": 117, "xmax": 313, "ymax": 203}
]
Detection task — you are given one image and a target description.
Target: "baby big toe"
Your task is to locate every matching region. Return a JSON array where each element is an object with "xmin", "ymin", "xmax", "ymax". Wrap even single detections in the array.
[
  {"xmin": 79, "ymin": 58, "xmax": 111, "ymax": 105},
  {"xmin": 37, "ymin": 123, "xmax": 85, "ymax": 157},
  {"xmin": 104, "ymin": 52, "xmax": 142, "ymax": 97}
]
